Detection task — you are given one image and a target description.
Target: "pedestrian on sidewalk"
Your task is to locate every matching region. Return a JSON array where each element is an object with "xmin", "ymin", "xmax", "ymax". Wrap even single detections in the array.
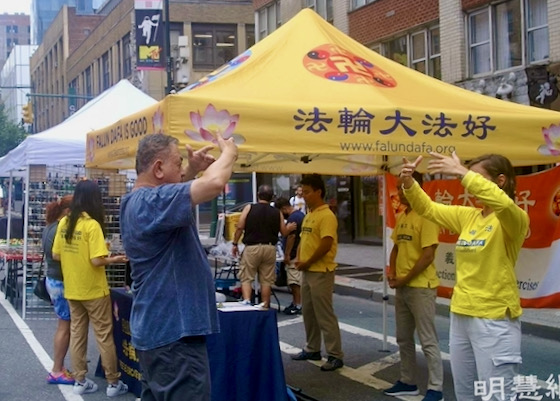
[
  {"xmin": 42, "ymin": 195, "xmax": 74, "ymax": 385},
  {"xmin": 52, "ymin": 180, "xmax": 129, "ymax": 397},
  {"xmin": 120, "ymin": 133, "xmax": 237, "ymax": 401},
  {"xmin": 274, "ymin": 197, "xmax": 305, "ymax": 315},
  {"xmin": 384, "ymin": 172, "xmax": 443, "ymax": 401},
  {"xmin": 292, "ymin": 174, "xmax": 344, "ymax": 372},
  {"xmin": 232, "ymin": 186, "xmax": 295, "ymax": 308},
  {"xmin": 290, "ymin": 185, "xmax": 307, "ymax": 214},
  {"xmin": 400, "ymin": 152, "xmax": 529, "ymax": 401}
]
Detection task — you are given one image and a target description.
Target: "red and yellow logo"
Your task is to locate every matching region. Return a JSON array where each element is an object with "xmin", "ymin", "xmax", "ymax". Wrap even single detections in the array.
[{"xmin": 304, "ymin": 44, "xmax": 396, "ymax": 88}]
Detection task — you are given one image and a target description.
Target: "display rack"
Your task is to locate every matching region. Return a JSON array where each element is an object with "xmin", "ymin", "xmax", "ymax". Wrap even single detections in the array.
[
  {"xmin": 26, "ymin": 165, "xmax": 84, "ymax": 319},
  {"xmin": 88, "ymin": 169, "xmax": 131, "ymax": 289},
  {"xmin": 23, "ymin": 165, "xmax": 132, "ymax": 319}
]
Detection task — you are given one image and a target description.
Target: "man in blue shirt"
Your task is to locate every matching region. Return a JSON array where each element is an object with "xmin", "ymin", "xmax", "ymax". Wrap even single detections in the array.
[
  {"xmin": 274, "ymin": 197, "xmax": 305, "ymax": 315},
  {"xmin": 120, "ymin": 133, "xmax": 237, "ymax": 401}
]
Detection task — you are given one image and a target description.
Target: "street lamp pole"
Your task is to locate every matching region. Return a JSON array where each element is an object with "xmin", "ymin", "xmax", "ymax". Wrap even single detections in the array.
[{"xmin": 164, "ymin": 0, "xmax": 173, "ymax": 94}]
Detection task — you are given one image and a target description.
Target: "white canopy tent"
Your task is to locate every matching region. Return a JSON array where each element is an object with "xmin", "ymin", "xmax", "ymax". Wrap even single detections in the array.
[
  {"xmin": 0, "ymin": 80, "xmax": 157, "ymax": 174},
  {"xmin": 0, "ymin": 80, "xmax": 157, "ymax": 318}
]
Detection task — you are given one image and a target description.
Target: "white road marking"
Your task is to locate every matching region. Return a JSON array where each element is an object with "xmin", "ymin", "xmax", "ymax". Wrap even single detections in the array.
[
  {"xmin": 280, "ymin": 339, "xmax": 423, "ymax": 401},
  {"xmin": 0, "ymin": 291, "xmax": 84, "ymax": 401},
  {"xmin": 337, "ymin": 322, "xmax": 451, "ymax": 360},
  {"xmin": 280, "ymin": 317, "xmax": 549, "ymax": 398},
  {"xmin": 278, "ymin": 316, "xmax": 451, "ymax": 401},
  {"xmin": 277, "ymin": 316, "xmax": 303, "ymax": 327}
]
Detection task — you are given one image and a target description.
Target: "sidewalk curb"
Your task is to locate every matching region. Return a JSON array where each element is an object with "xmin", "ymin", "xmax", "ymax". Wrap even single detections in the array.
[{"xmin": 332, "ymin": 279, "xmax": 560, "ymax": 342}]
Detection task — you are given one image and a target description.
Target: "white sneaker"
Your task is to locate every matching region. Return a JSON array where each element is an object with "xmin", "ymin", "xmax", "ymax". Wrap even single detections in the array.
[
  {"xmin": 107, "ymin": 380, "xmax": 128, "ymax": 397},
  {"xmin": 73, "ymin": 378, "xmax": 98, "ymax": 395},
  {"xmin": 238, "ymin": 299, "xmax": 251, "ymax": 305},
  {"xmin": 255, "ymin": 302, "xmax": 269, "ymax": 310}
]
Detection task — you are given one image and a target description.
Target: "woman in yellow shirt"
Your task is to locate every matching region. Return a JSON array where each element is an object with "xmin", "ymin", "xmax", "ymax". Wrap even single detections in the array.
[
  {"xmin": 53, "ymin": 180, "xmax": 128, "ymax": 397},
  {"xmin": 400, "ymin": 152, "xmax": 529, "ymax": 401}
]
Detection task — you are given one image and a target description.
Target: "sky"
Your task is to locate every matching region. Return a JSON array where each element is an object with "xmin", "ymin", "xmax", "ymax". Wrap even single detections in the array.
[
  {"xmin": 0, "ymin": 0, "xmax": 104, "ymax": 15},
  {"xmin": 0, "ymin": 0, "xmax": 32, "ymax": 14}
]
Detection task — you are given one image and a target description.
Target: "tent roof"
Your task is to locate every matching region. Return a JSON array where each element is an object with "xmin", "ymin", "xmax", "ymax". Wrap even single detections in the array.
[
  {"xmin": 0, "ymin": 80, "xmax": 157, "ymax": 175},
  {"xmin": 86, "ymin": 9, "xmax": 560, "ymax": 175}
]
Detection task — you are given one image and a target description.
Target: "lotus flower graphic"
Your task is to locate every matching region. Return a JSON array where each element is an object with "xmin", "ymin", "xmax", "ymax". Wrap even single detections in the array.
[
  {"xmin": 185, "ymin": 104, "xmax": 245, "ymax": 144},
  {"xmin": 152, "ymin": 107, "xmax": 164, "ymax": 134},
  {"xmin": 539, "ymin": 123, "xmax": 560, "ymax": 156}
]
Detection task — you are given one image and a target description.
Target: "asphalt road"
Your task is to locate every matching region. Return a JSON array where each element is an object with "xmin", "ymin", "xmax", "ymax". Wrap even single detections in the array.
[{"xmin": 1, "ymin": 289, "xmax": 560, "ymax": 401}]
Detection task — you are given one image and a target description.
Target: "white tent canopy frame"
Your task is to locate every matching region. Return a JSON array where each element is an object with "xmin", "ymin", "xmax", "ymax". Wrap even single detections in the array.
[{"xmin": 0, "ymin": 80, "xmax": 157, "ymax": 318}]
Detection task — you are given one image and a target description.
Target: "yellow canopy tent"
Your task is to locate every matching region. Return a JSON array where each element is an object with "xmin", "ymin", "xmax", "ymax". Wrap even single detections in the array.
[{"xmin": 86, "ymin": 9, "xmax": 560, "ymax": 174}]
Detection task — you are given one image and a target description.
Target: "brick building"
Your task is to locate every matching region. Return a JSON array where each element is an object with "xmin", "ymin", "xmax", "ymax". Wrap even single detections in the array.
[
  {"xmin": 0, "ymin": 14, "xmax": 31, "ymax": 71},
  {"xmin": 31, "ymin": 0, "xmax": 95, "ymax": 45},
  {"xmin": 29, "ymin": 0, "xmax": 254, "ymax": 132},
  {"xmin": 66, "ymin": 0, "xmax": 254, "ymax": 103},
  {"xmin": 349, "ymin": 0, "xmax": 560, "ymax": 110},
  {"xmin": 30, "ymin": 7, "xmax": 104, "ymax": 132}
]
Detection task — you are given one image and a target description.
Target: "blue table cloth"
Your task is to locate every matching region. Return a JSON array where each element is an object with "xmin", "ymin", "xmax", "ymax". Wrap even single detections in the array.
[{"xmin": 98, "ymin": 289, "xmax": 287, "ymax": 401}]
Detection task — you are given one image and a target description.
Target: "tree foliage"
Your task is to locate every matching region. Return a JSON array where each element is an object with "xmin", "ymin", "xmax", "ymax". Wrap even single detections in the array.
[{"xmin": 0, "ymin": 103, "xmax": 27, "ymax": 157}]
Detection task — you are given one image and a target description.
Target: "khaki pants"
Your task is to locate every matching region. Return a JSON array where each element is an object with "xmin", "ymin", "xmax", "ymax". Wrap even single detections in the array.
[
  {"xmin": 301, "ymin": 270, "xmax": 343, "ymax": 360},
  {"xmin": 239, "ymin": 244, "xmax": 276, "ymax": 286},
  {"xmin": 68, "ymin": 295, "xmax": 120, "ymax": 383},
  {"xmin": 395, "ymin": 286, "xmax": 443, "ymax": 391}
]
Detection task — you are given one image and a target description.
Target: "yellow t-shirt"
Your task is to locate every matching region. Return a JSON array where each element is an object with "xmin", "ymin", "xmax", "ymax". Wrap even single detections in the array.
[
  {"xmin": 299, "ymin": 204, "xmax": 338, "ymax": 272},
  {"xmin": 391, "ymin": 209, "xmax": 440, "ymax": 288},
  {"xmin": 52, "ymin": 213, "xmax": 110, "ymax": 300},
  {"xmin": 404, "ymin": 171, "xmax": 529, "ymax": 319}
]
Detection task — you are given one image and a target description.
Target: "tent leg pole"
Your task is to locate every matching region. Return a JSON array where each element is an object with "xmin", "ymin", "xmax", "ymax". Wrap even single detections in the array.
[
  {"xmin": 380, "ymin": 174, "xmax": 389, "ymax": 352},
  {"xmin": 22, "ymin": 168, "xmax": 30, "ymax": 319}
]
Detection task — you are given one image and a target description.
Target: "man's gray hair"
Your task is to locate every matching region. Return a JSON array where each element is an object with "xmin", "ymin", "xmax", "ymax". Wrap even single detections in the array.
[{"xmin": 136, "ymin": 134, "xmax": 179, "ymax": 174}]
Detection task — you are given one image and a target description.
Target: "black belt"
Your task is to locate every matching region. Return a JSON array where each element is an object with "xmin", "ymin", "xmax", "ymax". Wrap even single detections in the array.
[{"xmin": 179, "ymin": 336, "xmax": 206, "ymax": 344}]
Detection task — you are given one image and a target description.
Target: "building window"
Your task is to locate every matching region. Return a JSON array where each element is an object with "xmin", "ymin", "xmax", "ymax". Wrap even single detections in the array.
[
  {"xmin": 192, "ymin": 24, "xmax": 237, "ymax": 70},
  {"xmin": 429, "ymin": 27, "xmax": 441, "ymax": 79},
  {"xmin": 386, "ymin": 36, "xmax": 408, "ymax": 67},
  {"xmin": 372, "ymin": 27, "xmax": 441, "ymax": 79},
  {"xmin": 122, "ymin": 33, "xmax": 132, "ymax": 77},
  {"xmin": 469, "ymin": 10, "xmax": 491, "ymax": 75},
  {"xmin": 85, "ymin": 66, "xmax": 92, "ymax": 96},
  {"xmin": 257, "ymin": 1, "xmax": 280, "ymax": 40},
  {"xmin": 369, "ymin": 44, "xmax": 381, "ymax": 54},
  {"xmin": 246, "ymin": 25, "xmax": 255, "ymax": 49},
  {"xmin": 468, "ymin": 0, "xmax": 547, "ymax": 76},
  {"xmin": 305, "ymin": 0, "xmax": 333, "ymax": 22},
  {"xmin": 411, "ymin": 32, "xmax": 427, "ymax": 74},
  {"xmin": 351, "ymin": 0, "xmax": 376, "ymax": 10},
  {"xmin": 526, "ymin": 0, "xmax": 548, "ymax": 63},
  {"xmin": 117, "ymin": 41, "xmax": 122, "ymax": 79},
  {"xmin": 102, "ymin": 51, "xmax": 110, "ymax": 90},
  {"xmin": 12, "ymin": 25, "xmax": 18, "ymax": 33}
]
